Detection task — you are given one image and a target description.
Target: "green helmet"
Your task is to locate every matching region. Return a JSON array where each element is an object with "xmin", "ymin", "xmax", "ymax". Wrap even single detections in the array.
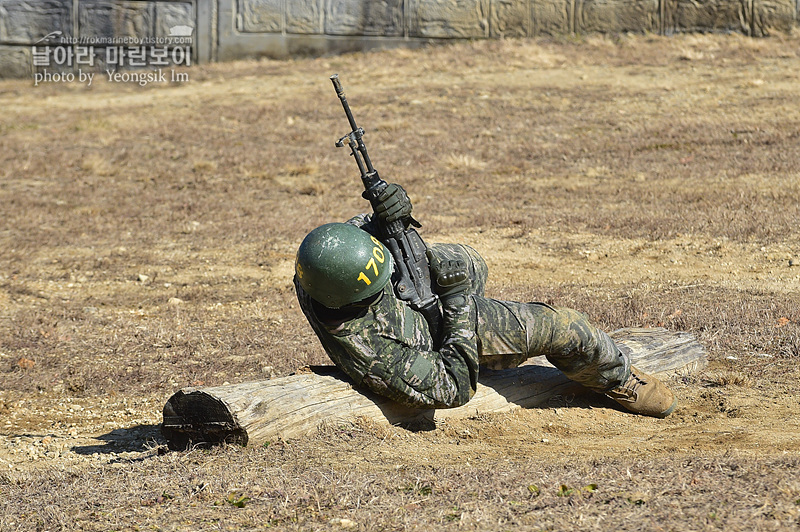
[{"xmin": 295, "ymin": 223, "xmax": 393, "ymax": 308}]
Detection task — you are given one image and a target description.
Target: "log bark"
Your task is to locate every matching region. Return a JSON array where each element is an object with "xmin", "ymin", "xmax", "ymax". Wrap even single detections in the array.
[{"xmin": 161, "ymin": 327, "xmax": 706, "ymax": 450}]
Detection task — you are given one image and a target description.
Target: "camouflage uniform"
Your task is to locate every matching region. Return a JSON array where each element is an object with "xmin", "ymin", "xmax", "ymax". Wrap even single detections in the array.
[{"xmin": 295, "ymin": 216, "xmax": 630, "ymax": 409}]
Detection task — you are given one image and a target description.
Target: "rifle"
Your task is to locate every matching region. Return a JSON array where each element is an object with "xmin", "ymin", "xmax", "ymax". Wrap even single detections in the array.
[{"xmin": 330, "ymin": 74, "xmax": 442, "ymax": 344}]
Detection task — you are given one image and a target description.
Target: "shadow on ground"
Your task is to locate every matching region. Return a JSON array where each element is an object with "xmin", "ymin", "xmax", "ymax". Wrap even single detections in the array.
[{"xmin": 72, "ymin": 424, "xmax": 166, "ymax": 455}]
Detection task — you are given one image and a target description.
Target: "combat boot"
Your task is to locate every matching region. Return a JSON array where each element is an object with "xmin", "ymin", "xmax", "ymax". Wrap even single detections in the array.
[{"xmin": 605, "ymin": 366, "xmax": 677, "ymax": 418}]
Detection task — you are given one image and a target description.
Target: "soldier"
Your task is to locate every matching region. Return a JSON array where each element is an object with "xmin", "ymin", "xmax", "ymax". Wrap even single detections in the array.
[{"xmin": 294, "ymin": 184, "xmax": 677, "ymax": 417}]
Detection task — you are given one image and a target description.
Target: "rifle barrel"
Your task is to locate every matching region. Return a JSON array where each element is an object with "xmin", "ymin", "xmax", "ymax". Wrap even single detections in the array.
[{"xmin": 331, "ymin": 74, "xmax": 360, "ymax": 135}]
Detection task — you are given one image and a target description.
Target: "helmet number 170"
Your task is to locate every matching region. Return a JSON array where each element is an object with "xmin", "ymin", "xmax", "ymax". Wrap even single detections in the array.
[{"xmin": 357, "ymin": 236, "xmax": 386, "ymax": 286}]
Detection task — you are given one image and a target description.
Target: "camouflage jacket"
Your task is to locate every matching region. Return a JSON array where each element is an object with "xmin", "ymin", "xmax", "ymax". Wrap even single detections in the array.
[
  {"xmin": 295, "ymin": 214, "xmax": 490, "ymax": 408},
  {"xmin": 294, "ymin": 246, "xmax": 482, "ymax": 408}
]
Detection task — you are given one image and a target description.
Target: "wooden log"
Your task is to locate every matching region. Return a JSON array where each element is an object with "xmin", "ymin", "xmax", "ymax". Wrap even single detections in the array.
[{"xmin": 161, "ymin": 327, "xmax": 706, "ymax": 450}]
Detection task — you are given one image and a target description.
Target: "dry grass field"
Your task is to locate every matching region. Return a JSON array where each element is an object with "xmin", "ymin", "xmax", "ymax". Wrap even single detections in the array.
[{"xmin": 1, "ymin": 33, "xmax": 799, "ymax": 530}]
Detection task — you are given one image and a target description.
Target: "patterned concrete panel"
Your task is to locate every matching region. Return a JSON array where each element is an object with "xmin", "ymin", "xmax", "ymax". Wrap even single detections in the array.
[
  {"xmin": 324, "ymin": 0, "xmax": 403, "ymax": 36},
  {"xmin": 0, "ymin": 0, "xmax": 72, "ymax": 44},
  {"xmin": 664, "ymin": 0, "xmax": 750, "ymax": 34},
  {"xmin": 752, "ymin": 0, "xmax": 796, "ymax": 35},
  {"xmin": 491, "ymin": 0, "xmax": 530, "ymax": 37},
  {"xmin": 79, "ymin": 0, "xmax": 156, "ymax": 40},
  {"xmin": 287, "ymin": 0, "xmax": 323, "ymax": 34},
  {"xmin": 409, "ymin": 0, "xmax": 490, "ymax": 38},
  {"xmin": 155, "ymin": 2, "xmax": 195, "ymax": 40},
  {"xmin": 533, "ymin": 0, "xmax": 574, "ymax": 35},
  {"xmin": 577, "ymin": 0, "xmax": 660, "ymax": 34},
  {"xmin": 238, "ymin": 0, "xmax": 282, "ymax": 33},
  {"xmin": 0, "ymin": 45, "xmax": 32, "ymax": 78}
]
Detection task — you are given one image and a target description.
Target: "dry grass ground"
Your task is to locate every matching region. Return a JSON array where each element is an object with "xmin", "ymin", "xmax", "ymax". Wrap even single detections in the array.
[{"xmin": 1, "ymin": 33, "xmax": 799, "ymax": 530}]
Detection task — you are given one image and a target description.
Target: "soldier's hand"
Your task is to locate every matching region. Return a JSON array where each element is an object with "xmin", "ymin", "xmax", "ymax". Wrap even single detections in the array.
[
  {"xmin": 373, "ymin": 183, "xmax": 412, "ymax": 225},
  {"xmin": 427, "ymin": 250, "xmax": 471, "ymax": 299}
]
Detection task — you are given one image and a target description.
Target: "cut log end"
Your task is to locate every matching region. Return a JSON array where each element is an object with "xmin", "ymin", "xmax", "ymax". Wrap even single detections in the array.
[{"xmin": 162, "ymin": 388, "xmax": 247, "ymax": 450}]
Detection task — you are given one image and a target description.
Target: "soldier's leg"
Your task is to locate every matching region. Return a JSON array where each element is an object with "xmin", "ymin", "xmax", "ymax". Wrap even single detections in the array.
[
  {"xmin": 522, "ymin": 304, "xmax": 677, "ymax": 417},
  {"xmin": 521, "ymin": 304, "xmax": 629, "ymax": 392}
]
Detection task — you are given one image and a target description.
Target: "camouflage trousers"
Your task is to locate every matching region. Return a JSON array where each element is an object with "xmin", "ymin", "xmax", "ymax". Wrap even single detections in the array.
[
  {"xmin": 430, "ymin": 243, "xmax": 630, "ymax": 393},
  {"xmin": 475, "ymin": 298, "xmax": 629, "ymax": 392}
]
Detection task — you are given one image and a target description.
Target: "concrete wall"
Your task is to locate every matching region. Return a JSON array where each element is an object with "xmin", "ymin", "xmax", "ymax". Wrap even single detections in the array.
[
  {"xmin": 1, "ymin": 0, "xmax": 798, "ymax": 78},
  {"xmin": 216, "ymin": 0, "xmax": 798, "ymax": 61}
]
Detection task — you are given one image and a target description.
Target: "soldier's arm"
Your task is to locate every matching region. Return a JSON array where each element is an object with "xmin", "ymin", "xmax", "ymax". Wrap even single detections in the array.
[
  {"xmin": 333, "ymin": 252, "xmax": 481, "ymax": 409},
  {"xmin": 334, "ymin": 306, "xmax": 479, "ymax": 409},
  {"xmin": 296, "ymin": 275, "xmax": 478, "ymax": 409}
]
